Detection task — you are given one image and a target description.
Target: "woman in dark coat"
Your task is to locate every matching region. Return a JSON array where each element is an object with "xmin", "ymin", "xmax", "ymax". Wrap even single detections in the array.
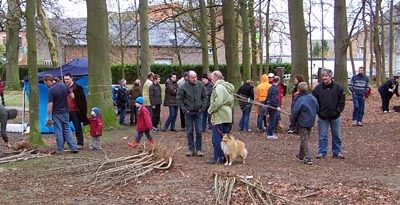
[{"xmin": 162, "ymin": 73, "xmax": 179, "ymax": 131}]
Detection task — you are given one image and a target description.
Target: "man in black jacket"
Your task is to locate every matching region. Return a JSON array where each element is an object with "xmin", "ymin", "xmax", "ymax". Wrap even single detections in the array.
[
  {"xmin": 312, "ymin": 69, "xmax": 345, "ymax": 159},
  {"xmin": 64, "ymin": 73, "xmax": 89, "ymax": 149},
  {"xmin": 177, "ymin": 71, "xmax": 207, "ymax": 157}
]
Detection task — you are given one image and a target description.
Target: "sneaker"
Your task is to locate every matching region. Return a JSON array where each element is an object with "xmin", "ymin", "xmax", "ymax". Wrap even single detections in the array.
[
  {"xmin": 287, "ymin": 129, "xmax": 294, "ymax": 134},
  {"xmin": 128, "ymin": 141, "xmax": 139, "ymax": 148},
  {"xmin": 71, "ymin": 150, "xmax": 79, "ymax": 154},
  {"xmin": 246, "ymin": 129, "xmax": 252, "ymax": 132},
  {"xmin": 296, "ymin": 154, "xmax": 304, "ymax": 161},
  {"xmin": 304, "ymin": 159, "xmax": 313, "ymax": 165},
  {"xmin": 186, "ymin": 150, "xmax": 194, "ymax": 156},
  {"xmin": 333, "ymin": 153, "xmax": 345, "ymax": 159},
  {"xmin": 384, "ymin": 111, "xmax": 388, "ymax": 113},
  {"xmin": 357, "ymin": 122, "xmax": 363, "ymax": 126},
  {"xmin": 149, "ymin": 139, "xmax": 155, "ymax": 145},
  {"xmin": 267, "ymin": 135, "xmax": 278, "ymax": 140},
  {"xmin": 161, "ymin": 127, "xmax": 167, "ymax": 132},
  {"xmin": 316, "ymin": 153, "xmax": 326, "ymax": 159},
  {"xmin": 152, "ymin": 127, "xmax": 159, "ymax": 132},
  {"xmin": 352, "ymin": 120, "xmax": 357, "ymax": 126},
  {"xmin": 196, "ymin": 151, "xmax": 204, "ymax": 157}
]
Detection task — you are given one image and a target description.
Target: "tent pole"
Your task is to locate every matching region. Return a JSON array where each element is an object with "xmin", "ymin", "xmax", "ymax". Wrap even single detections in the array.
[{"xmin": 22, "ymin": 84, "xmax": 26, "ymax": 135}]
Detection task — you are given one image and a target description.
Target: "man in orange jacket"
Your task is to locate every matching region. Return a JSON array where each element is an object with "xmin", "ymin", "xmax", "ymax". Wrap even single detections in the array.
[{"xmin": 255, "ymin": 74, "xmax": 271, "ymax": 132}]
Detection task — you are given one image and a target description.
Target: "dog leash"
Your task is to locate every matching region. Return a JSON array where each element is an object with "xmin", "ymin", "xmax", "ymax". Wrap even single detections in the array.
[{"xmin": 233, "ymin": 93, "xmax": 289, "ymax": 115}]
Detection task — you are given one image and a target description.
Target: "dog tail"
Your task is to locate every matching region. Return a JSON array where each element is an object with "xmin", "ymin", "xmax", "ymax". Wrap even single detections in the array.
[{"xmin": 242, "ymin": 148, "xmax": 248, "ymax": 160}]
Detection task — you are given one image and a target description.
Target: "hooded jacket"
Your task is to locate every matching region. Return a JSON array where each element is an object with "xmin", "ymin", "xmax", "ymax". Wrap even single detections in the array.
[
  {"xmin": 290, "ymin": 92, "xmax": 319, "ymax": 128},
  {"xmin": 312, "ymin": 81, "xmax": 345, "ymax": 120},
  {"xmin": 255, "ymin": 74, "xmax": 271, "ymax": 102},
  {"xmin": 208, "ymin": 79, "xmax": 235, "ymax": 125},
  {"xmin": 136, "ymin": 105, "xmax": 153, "ymax": 131}
]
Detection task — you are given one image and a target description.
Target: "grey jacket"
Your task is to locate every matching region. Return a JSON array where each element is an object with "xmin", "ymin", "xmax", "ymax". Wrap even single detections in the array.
[
  {"xmin": 0, "ymin": 105, "xmax": 17, "ymax": 143},
  {"xmin": 164, "ymin": 79, "xmax": 178, "ymax": 106},
  {"xmin": 177, "ymin": 80, "xmax": 207, "ymax": 113},
  {"xmin": 149, "ymin": 83, "xmax": 162, "ymax": 106}
]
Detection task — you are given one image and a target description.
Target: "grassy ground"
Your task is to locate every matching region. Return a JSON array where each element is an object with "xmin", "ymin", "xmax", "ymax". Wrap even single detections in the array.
[{"xmin": 3, "ymin": 90, "xmax": 27, "ymax": 107}]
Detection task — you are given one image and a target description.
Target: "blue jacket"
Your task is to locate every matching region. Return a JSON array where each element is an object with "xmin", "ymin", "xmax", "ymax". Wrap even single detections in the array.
[
  {"xmin": 291, "ymin": 93, "xmax": 319, "ymax": 128},
  {"xmin": 349, "ymin": 74, "xmax": 369, "ymax": 95},
  {"xmin": 265, "ymin": 84, "xmax": 279, "ymax": 111}
]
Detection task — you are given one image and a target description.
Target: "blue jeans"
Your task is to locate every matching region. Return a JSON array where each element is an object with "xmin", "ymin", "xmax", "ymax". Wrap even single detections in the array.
[
  {"xmin": 212, "ymin": 123, "xmax": 231, "ymax": 162},
  {"xmin": 200, "ymin": 109, "xmax": 211, "ymax": 132},
  {"xmin": 119, "ymin": 103, "xmax": 127, "ymax": 124},
  {"xmin": 267, "ymin": 110, "xmax": 278, "ymax": 136},
  {"xmin": 257, "ymin": 104, "xmax": 266, "ymax": 130},
  {"xmin": 164, "ymin": 106, "xmax": 178, "ymax": 130},
  {"xmin": 53, "ymin": 112, "xmax": 77, "ymax": 152},
  {"xmin": 185, "ymin": 111, "xmax": 202, "ymax": 151},
  {"xmin": 239, "ymin": 105, "xmax": 252, "ymax": 131},
  {"xmin": 352, "ymin": 94, "xmax": 365, "ymax": 122},
  {"xmin": 317, "ymin": 117, "xmax": 342, "ymax": 155}
]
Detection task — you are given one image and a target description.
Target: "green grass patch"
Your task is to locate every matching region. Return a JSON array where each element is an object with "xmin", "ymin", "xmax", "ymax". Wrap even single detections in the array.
[{"xmin": 3, "ymin": 90, "xmax": 27, "ymax": 107}]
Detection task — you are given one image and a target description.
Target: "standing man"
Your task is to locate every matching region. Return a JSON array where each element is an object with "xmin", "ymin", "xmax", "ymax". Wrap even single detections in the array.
[
  {"xmin": 142, "ymin": 72, "xmax": 154, "ymax": 117},
  {"xmin": 149, "ymin": 74, "xmax": 162, "ymax": 132},
  {"xmin": 201, "ymin": 73, "xmax": 213, "ymax": 132},
  {"xmin": 177, "ymin": 71, "xmax": 207, "ymax": 157},
  {"xmin": 312, "ymin": 69, "xmax": 345, "ymax": 159},
  {"xmin": 266, "ymin": 76, "xmax": 281, "ymax": 139},
  {"xmin": 177, "ymin": 72, "xmax": 189, "ymax": 130},
  {"xmin": 349, "ymin": 67, "xmax": 369, "ymax": 126},
  {"xmin": 44, "ymin": 74, "xmax": 78, "ymax": 154},
  {"xmin": 116, "ymin": 79, "xmax": 129, "ymax": 125},
  {"xmin": 64, "ymin": 73, "xmax": 89, "ymax": 149},
  {"xmin": 208, "ymin": 71, "xmax": 235, "ymax": 164}
]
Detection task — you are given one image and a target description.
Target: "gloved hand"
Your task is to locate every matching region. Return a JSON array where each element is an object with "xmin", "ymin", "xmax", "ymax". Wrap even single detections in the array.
[{"xmin": 388, "ymin": 88, "xmax": 394, "ymax": 93}]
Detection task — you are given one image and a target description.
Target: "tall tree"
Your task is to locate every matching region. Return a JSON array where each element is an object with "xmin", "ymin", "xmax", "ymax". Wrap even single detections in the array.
[
  {"xmin": 222, "ymin": 0, "xmax": 240, "ymax": 89},
  {"xmin": 258, "ymin": 0, "xmax": 263, "ymax": 72},
  {"xmin": 288, "ymin": 0, "xmax": 308, "ymax": 82},
  {"xmin": 5, "ymin": 0, "xmax": 21, "ymax": 90},
  {"xmin": 138, "ymin": 0, "xmax": 151, "ymax": 83},
  {"xmin": 239, "ymin": 0, "xmax": 250, "ymax": 81},
  {"xmin": 362, "ymin": 0, "xmax": 368, "ymax": 71},
  {"xmin": 208, "ymin": 0, "xmax": 218, "ymax": 70},
  {"xmin": 263, "ymin": 0, "xmax": 271, "ymax": 75},
  {"xmin": 373, "ymin": 0, "xmax": 384, "ymax": 85},
  {"xmin": 334, "ymin": 0, "xmax": 349, "ymax": 90},
  {"xmin": 388, "ymin": 0, "xmax": 394, "ymax": 78},
  {"xmin": 199, "ymin": 0, "xmax": 209, "ymax": 73},
  {"xmin": 379, "ymin": 4, "xmax": 385, "ymax": 77},
  {"xmin": 117, "ymin": 0, "xmax": 125, "ymax": 79},
  {"xmin": 86, "ymin": 0, "xmax": 117, "ymax": 127},
  {"xmin": 26, "ymin": 0, "xmax": 43, "ymax": 145},
  {"xmin": 249, "ymin": 0, "xmax": 257, "ymax": 76},
  {"xmin": 36, "ymin": 0, "xmax": 58, "ymax": 67}
]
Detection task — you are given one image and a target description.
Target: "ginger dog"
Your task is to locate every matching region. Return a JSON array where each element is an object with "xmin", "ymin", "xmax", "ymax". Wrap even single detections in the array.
[{"xmin": 221, "ymin": 134, "xmax": 248, "ymax": 165}]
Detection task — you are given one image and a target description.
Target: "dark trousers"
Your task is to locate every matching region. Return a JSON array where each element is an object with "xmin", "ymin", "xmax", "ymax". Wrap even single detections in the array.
[
  {"xmin": 185, "ymin": 111, "xmax": 202, "ymax": 151},
  {"xmin": 69, "ymin": 111, "xmax": 84, "ymax": 146},
  {"xmin": 212, "ymin": 123, "xmax": 231, "ymax": 162},
  {"xmin": 135, "ymin": 130, "xmax": 152, "ymax": 142},
  {"xmin": 130, "ymin": 104, "xmax": 137, "ymax": 124},
  {"xmin": 267, "ymin": 110, "xmax": 278, "ymax": 136},
  {"xmin": 151, "ymin": 104, "xmax": 161, "ymax": 128},
  {"xmin": 179, "ymin": 107, "xmax": 186, "ymax": 129},
  {"xmin": 298, "ymin": 127, "xmax": 312, "ymax": 160},
  {"xmin": 200, "ymin": 109, "xmax": 211, "ymax": 132},
  {"xmin": 380, "ymin": 92, "xmax": 392, "ymax": 112},
  {"xmin": 0, "ymin": 93, "xmax": 4, "ymax": 106},
  {"xmin": 118, "ymin": 103, "xmax": 127, "ymax": 124},
  {"xmin": 164, "ymin": 106, "xmax": 178, "ymax": 130}
]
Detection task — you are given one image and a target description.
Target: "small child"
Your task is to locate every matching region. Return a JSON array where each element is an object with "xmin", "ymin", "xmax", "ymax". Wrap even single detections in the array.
[
  {"xmin": 128, "ymin": 96, "xmax": 154, "ymax": 148},
  {"xmin": 89, "ymin": 107, "xmax": 103, "ymax": 150}
]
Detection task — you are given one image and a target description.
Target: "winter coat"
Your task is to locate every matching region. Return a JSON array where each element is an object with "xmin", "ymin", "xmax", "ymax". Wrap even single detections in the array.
[
  {"xmin": 255, "ymin": 74, "xmax": 271, "ymax": 102},
  {"xmin": 378, "ymin": 79, "xmax": 399, "ymax": 98},
  {"xmin": 128, "ymin": 84, "xmax": 142, "ymax": 105},
  {"xmin": 312, "ymin": 81, "xmax": 345, "ymax": 120},
  {"xmin": 204, "ymin": 82, "xmax": 214, "ymax": 108},
  {"xmin": 136, "ymin": 105, "xmax": 153, "ymax": 132},
  {"xmin": 237, "ymin": 82, "xmax": 254, "ymax": 110},
  {"xmin": 89, "ymin": 115, "xmax": 103, "ymax": 137},
  {"xmin": 149, "ymin": 83, "xmax": 162, "ymax": 106},
  {"xmin": 142, "ymin": 79, "xmax": 153, "ymax": 106},
  {"xmin": 70, "ymin": 82, "xmax": 89, "ymax": 125},
  {"xmin": 277, "ymin": 83, "xmax": 286, "ymax": 105},
  {"xmin": 164, "ymin": 79, "xmax": 178, "ymax": 106},
  {"xmin": 208, "ymin": 79, "xmax": 235, "ymax": 125},
  {"xmin": 177, "ymin": 80, "xmax": 207, "ymax": 113},
  {"xmin": 290, "ymin": 92, "xmax": 319, "ymax": 128},
  {"xmin": 349, "ymin": 74, "xmax": 369, "ymax": 96},
  {"xmin": 266, "ymin": 84, "xmax": 279, "ymax": 111},
  {"xmin": 116, "ymin": 85, "xmax": 129, "ymax": 107}
]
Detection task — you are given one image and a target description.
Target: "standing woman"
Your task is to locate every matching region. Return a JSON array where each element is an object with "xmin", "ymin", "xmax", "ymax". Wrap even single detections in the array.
[{"xmin": 162, "ymin": 72, "xmax": 179, "ymax": 131}]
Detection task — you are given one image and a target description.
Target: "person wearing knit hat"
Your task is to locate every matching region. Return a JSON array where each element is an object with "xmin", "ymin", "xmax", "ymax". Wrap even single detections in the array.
[
  {"xmin": 89, "ymin": 107, "xmax": 103, "ymax": 150},
  {"xmin": 128, "ymin": 96, "xmax": 154, "ymax": 148}
]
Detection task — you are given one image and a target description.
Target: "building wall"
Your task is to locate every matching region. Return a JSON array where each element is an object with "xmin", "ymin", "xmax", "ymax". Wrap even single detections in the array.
[{"xmin": 0, "ymin": 31, "xmax": 28, "ymax": 65}]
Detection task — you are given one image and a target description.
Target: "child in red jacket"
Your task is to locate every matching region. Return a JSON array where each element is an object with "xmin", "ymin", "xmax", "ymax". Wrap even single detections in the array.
[
  {"xmin": 89, "ymin": 107, "xmax": 103, "ymax": 150},
  {"xmin": 128, "ymin": 97, "xmax": 154, "ymax": 148}
]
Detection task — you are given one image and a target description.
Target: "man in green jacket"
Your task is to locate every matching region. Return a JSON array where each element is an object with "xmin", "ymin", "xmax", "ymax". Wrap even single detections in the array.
[
  {"xmin": 207, "ymin": 71, "xmax": 235, "ymax": 164},
  {"xmin": 177, "ymin": 71, "xmax": 207, "ymax": 157}
]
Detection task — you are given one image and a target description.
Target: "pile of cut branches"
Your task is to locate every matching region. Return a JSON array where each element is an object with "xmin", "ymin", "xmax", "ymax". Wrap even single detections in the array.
[
  {"xmin": 0, "ymin": 149, "xmax": 49, "ymax": 164},
  {"xmin": 213, "ymin": 174, "xmax": 298, "ymax": 205}
]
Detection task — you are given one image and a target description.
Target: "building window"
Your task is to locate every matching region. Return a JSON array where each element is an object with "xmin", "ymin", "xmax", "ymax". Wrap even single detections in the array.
[
  {"xmin": 43, "ymin": 60, "xmax": 52, "ymax": 66},
  {"xmin": 358, "ymin": 46, "xmax": 364, "ymax": 58},
  {"xmin": 154, "ymin": 58, "xmax": 172, "ymax": 65},
  {"xmin": 208, "ymin": 48, "xmax": 213, "ymax": 55}
]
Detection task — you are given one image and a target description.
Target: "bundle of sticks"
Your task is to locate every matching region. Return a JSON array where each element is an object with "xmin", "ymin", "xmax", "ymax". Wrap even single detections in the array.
[{"xmin": 0, "ymin": 149, "xmax": 49, "ymax": 164}]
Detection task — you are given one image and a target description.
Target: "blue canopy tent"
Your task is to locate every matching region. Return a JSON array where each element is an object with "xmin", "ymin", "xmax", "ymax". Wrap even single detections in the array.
[{"xmin": 24, "ymin": 58, "xmax": 89, "ymax": 133}]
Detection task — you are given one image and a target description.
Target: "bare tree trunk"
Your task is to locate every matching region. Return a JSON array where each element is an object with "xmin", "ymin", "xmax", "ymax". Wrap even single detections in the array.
[
  {"xmin": 134, "ymin": 0, "xmax": 140, "ymax": 65},
  {"xmin": 380, "ymin": 5, "xmax": 386, "ymax": 78},
  {"xmin": 369, "ymin": 1, "xmax": 374, "ymax": 78},
  {"xmin": 389, "ymin": 0, "xmax": 394, "ymax": 78},
  {"xmin": 208, "ymin": 0, "xmax": 218, "ymax": 70},
  {"xmin": 5, "ymin": 0, "xmax": 21, "ymax": 90},
  {"xmin": 334, "ymin": 0, "xmax": 349, "ymax": 91},
  {"xmin": 173, "ymin": 16, "xmax": 182, "ymax": 67},
  {"xmin": 288, "ymin": 0, "xmax": 308, "ymax": 82},
  {"xmin": 308, "ymin": 0, "xmax": 313, "ymax": 86},
  {"xmin": 138, "ymin": 0, "xmax": 151, "ymax": 83},
  {"xmin": 263, "ymin": 0, "xmax": 271, "ymax": 76},
  {"xmin": 26, "ymin": 0, "xmax": 43, "ymax": 145},
  {"xmin": 373, "ymin": 0, "xmax": 384, "ymax": 85},
  {"xmin": 249, "ymin": 0, "xmax": 257, "ymax": 76},
  {"xmin": 240, "ymin": 0, "xmax": 250, "ymax": 81},
  {"xmin": 86, "ymin": 0, "xmax": 117, "ymax": 127},
  {"xmin": 258, "ymin": 0, "xmax": 263, "ymax": 71},
  {"xmin": 349, "ymin": 40, "xmax": 356, "ymax": 75},
  {"xmin": 117, "ymin": 0, "xmax": 125, "ymax": 79},
  {"xmin": 362, "ymin": 0, "xmax": 368, "ymax": 70},
  {"xmin": 36, "ymin": 0, "xmax": 58, "ymax": 67},
  {"xmin": 199, "ymin": 0, "xmax": 209, "ymax": 74},
  {"xmin": 222, "ymin": 0, "xmax": 240, "ymax": 89}
]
